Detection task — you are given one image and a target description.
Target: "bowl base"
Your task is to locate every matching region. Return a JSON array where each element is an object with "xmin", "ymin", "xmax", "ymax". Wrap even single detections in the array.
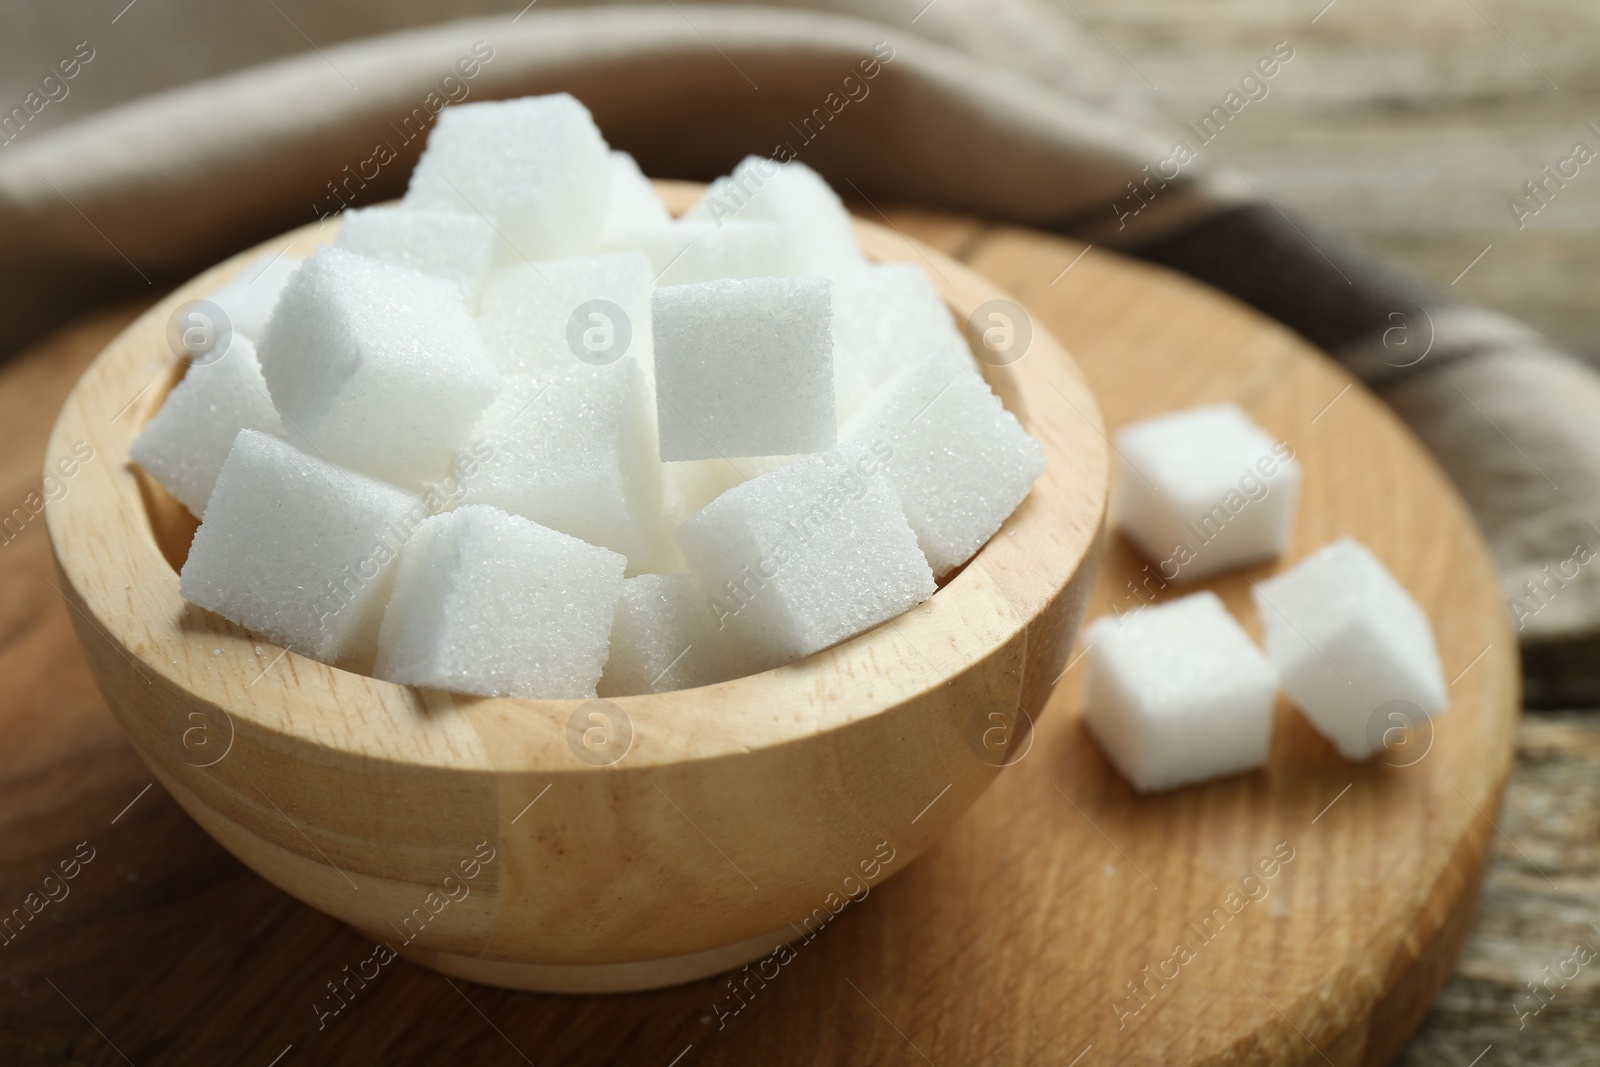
[{"xmin": 372, "ymin": 925, "xmax": 793, "ymax": 994}]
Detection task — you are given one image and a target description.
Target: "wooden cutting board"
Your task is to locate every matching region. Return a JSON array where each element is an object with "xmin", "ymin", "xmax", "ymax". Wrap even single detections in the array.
[{"xmin": 0, "ymin": 207, "xmax": 1516, "ymax": 1066}]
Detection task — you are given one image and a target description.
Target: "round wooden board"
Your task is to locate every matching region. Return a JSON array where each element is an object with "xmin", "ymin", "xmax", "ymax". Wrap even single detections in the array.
[{"xmin": 0, "ymin": 208, "xmax": 1516, "ymax": 1067}]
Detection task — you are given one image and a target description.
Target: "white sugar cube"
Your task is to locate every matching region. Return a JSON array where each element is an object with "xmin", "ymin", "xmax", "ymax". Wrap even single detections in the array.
[
  {"xmin": 1252, "ymin": 539, "xmax": 1447, "ymax": 760},
  {"xmin": 688, "ymin": 157, "xmax": 865, "ymax": 278},
  {"xmin": 662, "ymin": 459, "xmax": 744, "ymax": 534},
  {"xmin": 845, "ymin": 357, "xmax": 1045, "ymax": 576},
  {"xmin": 832, "ymin": 263, "xmax": 969, "ymax": 420},
  {"xmin": 676, "ymin": 443, "xmax": 935, "ymax": 672},
  {"xmin": 476, "ymin": 252, "xmax": 653, "ymax": 377},
  {"xmin": 659, "ymin": 454, "xmax": 800, "ymax": 533},
  {"xmin": 655, "ymin": 455, "xmax": 798, "ymax": 574},
  {"xmin": 598, "ymin": 574, "xmax": 737, "ymax": 696},
  {"xmin": 1113, "ymin": 404, "xmax": 1300, "ymax": 581},
  {"xmin": 653, "ymin": 278, "xmax": 836, "ymax": 461},
  {"xmin": 256, "ymin": 247, "xmax": 501, "ymax": 486},
  {"xmin": 402, "ymin": 94, "xmax": 612, "ymax": 259},
  {"xmin": 641, "ymin": 219, "xmax": 807, "ymax": 286},
  {"xmin": 1082, "ymin": 591, "xmax": 1278, "ymax": 793},
  {"xmin": 599, "ymin": 151, "xmax": 671, "ymax": 248},
  {"xmin": 375, "ymin": 505, "xmax": 626, "ymax": 699},
  {"xmin": 460, "ymin": 364, "xmax": 666, "ymax": 572},
  {"xmin": 209, "ymin": 252, "xmax": 304, "ymax": 339},
  {"xmin": 334, "ymin": 207, "xmax": 498, "ymax": 299},
  {"xmin": 179, "ymin": 430, "xmax": 422, "ymax": 670},
  {"xmin": 129, "ymin": 336, "xmax": 289, "ymax": 516}
]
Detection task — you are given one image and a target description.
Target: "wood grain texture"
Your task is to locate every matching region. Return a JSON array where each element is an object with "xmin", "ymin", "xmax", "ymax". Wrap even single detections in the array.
[
  {"xmin": 1058, "ymin": 0, "xmax": 1600, "ymax": 364},
  {"xmin": 1398, "ymin": 712, "xmax": 1600, "ymax": 1067},
  {"xmin": 3, "ymin": 206, "xmax": 1518, "ymax": 1065}
]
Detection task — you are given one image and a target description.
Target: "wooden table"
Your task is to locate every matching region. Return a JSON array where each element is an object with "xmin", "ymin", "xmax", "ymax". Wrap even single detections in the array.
[{"xmin": 1065, "ymin": 0, "xmax": 1600, "ymax": 367}]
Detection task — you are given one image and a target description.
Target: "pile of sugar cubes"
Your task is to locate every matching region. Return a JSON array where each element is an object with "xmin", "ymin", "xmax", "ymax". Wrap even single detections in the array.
[
  {"xmin": 1083, "ymin": 404, "xmax": 1449, "ymax": 791},
  {"xmin": 131, "ymin": 93, "xmax": 1046, "ymax": 700}
]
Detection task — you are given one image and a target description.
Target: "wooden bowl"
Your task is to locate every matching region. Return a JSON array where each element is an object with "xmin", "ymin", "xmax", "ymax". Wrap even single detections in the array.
[{"xmin": 43, "ymin": 183, "xmax": 1107, "ymax": 993}]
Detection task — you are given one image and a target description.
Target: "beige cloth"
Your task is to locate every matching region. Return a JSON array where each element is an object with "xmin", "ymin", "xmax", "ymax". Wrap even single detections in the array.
[
  {"xmin": 0, "ymin": 6, "xmax": 1221, "ymax": 342},
  {"xmin": 4, "ymin": 2, "xmax": 1599, "ymax": 685}
]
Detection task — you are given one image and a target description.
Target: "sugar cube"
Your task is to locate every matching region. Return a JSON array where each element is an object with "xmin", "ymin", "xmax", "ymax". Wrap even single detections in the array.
[
  {"xmin": 209, "ymin": 252, "xmax": 304, "ymax": 340},
  {"xmin": 1252, "ymin": 538, "xmax": 1448, "ymax": 760},
  {"xmin": 334, "ymin": 207, "xmax": 498, "ymax": 300},
  {"xmin": 688, "ymin": 157, "xmax": 865, "ymax": 278},
  {"xmin": 179, "ymin": 430, "xmax": 423, "ymax": 670},
  {"xmin": 676, "ymin": 443, "xmax": 935, "ymax": 672},
  {"xmin": 402, "ymin": 94, "xmax": 612, "ymax": 259},
  {"xmin": 845, "ymin": 357, "xmax": 1045, "ymax": 576},
  {"xmin": 661, "ymin": 459, "xmax": 745, "ymax": 535},
  {"xmin": 653, "ymin": 278, "xmax": 836, "ymax": 461},
  {"xmin": 460, "ymin": 364, "xmax": 666, "ymax": 572},
  {"xmin": 475, "ymin": 252, "xmax": 654, "ymax": 377},
  {"xmin": 599, "ymin": 151, "xmax": 671, "ymax": 248},
  {"xmin": 831, "ymin": 262, "xmax": 970, "ymax": 421},
  {"xmin": 597, "ymin": 574, "xmax": 737, "ymax": 696},
  {"xmin": 129, "ymin": 336, "xmax": 289, "ymax": 516},
  {"xmin": 641, "ymin": 219, "xmax": 807, "ymax": 286},
  {"xmin": 255, "ymin": 247, "xmax": 501, "ymax": 486},
  {"xmin": 1082, "ymin": 591, "xmax": 1278, "ymax": 792},
  {"xmin": 375, "ymin": 505, "xmax": 626, "ymax": 699},
  {"xmin": 660, "ymin": 455, "xmax": 799, "ymax": 534},
  {"xmin": 1113, "ymin": 404, "xmax": 1300, "ymax": 582},
  {"xmin": 656, "ymin": 455, "xmax": 799, "ymax": 574}
]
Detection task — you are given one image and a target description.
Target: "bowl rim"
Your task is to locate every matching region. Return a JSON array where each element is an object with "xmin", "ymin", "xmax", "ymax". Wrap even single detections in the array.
[{"xmin": 45, "ymin": 182, "xmax": 1108, "ymax": 774}]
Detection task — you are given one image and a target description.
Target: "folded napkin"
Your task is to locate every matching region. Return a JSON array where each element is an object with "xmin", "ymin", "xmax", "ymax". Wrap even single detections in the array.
[{"xmin": 3, "ymin": 2, "xmax": 1596, "ymax": 698}]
